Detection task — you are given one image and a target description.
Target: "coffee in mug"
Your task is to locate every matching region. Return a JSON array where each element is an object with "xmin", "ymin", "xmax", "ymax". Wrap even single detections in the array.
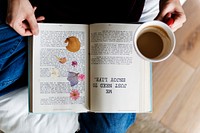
[{"xmin": 134, "ymin": 21, "xmax": 175, "ymax": 62}]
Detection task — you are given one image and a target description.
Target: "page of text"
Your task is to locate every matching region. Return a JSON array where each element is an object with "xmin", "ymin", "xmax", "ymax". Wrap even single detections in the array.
[
  {"xmin": 30, "ymin": 23, "xmax": 89, "ymax": 113},
  {"xmin": 90, "ymin": 23, "xmax": 151, "ymax": 113}
]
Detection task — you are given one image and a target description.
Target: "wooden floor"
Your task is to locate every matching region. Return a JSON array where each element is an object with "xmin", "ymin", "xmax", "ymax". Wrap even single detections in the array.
[{"xmin": 130, "ymin": 0, "xmax": 200, "ymax": 133}]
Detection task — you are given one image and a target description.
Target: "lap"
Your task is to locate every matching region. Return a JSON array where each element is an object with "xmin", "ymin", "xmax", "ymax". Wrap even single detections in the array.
[
  {"xmin": 0, "ymin": 24, "xmax": 136, "ymax": 133},
  {"xmin": 0, "ymin": 86, "xmax": 136, "ymax": 133},
  {"xmin": 0, "ymin": 0, "xmax": 161, "ymax": 130}
]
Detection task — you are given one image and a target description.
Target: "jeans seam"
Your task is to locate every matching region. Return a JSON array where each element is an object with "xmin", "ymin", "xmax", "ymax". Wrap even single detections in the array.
[
  {"xmin": 0, "ymin": 77, "xmax": 19, "ymax": 87},
  {"xmin": 0, "ymin": 49, "xmax": 26, "ymax": 71},
  {"xmin": 0, "ymin": 24, "xmax": 9, "ymax": 30},
  {"xmin": 0, "ymin": 37, "xmax": 23, "ymax": 60}
]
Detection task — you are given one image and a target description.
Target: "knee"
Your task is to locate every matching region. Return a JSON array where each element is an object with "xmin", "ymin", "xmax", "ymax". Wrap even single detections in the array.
[
  {"xmin": 103, "ymin": 113, "xmax": 136, "ymax": 133},
  {"xmin": 0, "ymin": 24, "xmax": 27, "ymax": 91},
  {"xmin": 78, "ymin": 113, "xmax": 136, "ymax": 133}
]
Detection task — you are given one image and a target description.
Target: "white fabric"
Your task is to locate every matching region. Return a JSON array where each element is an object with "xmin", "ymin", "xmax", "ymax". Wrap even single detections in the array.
[
  {"xmin": 0, "ymin": 87, "xmax": 79, "ymax": 133},
  {"xmin": 139, "ymin": 0, "xmax": 160, "ymax": 22},
  {"xmin": 139, "ymin": 0, "xmax": 186, "ymax": 22}
]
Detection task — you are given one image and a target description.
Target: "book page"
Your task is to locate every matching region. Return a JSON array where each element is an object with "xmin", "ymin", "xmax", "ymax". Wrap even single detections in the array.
[
  {"xmin": 29, "ymin": 23, "xmax": 89, "ymax": 113},
  {"xmin": 90, "ymin": 23, "xmax": 152, "ymax": 113}
]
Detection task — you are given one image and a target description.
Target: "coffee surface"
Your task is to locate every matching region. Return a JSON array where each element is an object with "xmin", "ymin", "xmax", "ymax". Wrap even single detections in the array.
[{"xmin": 137, "ymin": 32, "xmax": 163, "ymax": 59}]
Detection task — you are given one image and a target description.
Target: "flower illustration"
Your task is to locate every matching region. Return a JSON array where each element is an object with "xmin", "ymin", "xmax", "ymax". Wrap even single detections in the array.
[
  {"xmin": 58, "ymin": 57, "xmax": 67, "ymax": 64},
  {"xmin": 55, "ymin": 55, "xmax": 67, "ymax": 64},
  {"xmin": 72, "ymin": 61, "xmax": 78, "ymax": 67},
  {"xmin": 51, "ymin": 68, "xmax": 59, "ymax": 77},
  {"xmin": 67, "ymin": 71, "xmax": 79, "ymax": 87},
  {"xmin": 70, "ymin": 90, "xmax": 80, "ymax": 100},
  {"xmin": 78, "ymin": 74, "xmax": 85, "ymax": 81}
]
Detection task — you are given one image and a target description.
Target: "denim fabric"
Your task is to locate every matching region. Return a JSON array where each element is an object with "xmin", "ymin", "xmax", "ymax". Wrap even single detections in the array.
[
  {"xmin": 78, "ymin": 113, "xmax": 136, "ymax": 133},
  {"xmin": 0, "ymin": 24, "xmax": 28, "ymax": 96}
]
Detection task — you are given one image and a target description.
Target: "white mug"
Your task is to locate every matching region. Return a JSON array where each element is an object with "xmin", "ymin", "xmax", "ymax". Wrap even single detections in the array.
[{"xmin": 134, "ymin": 20, "xmax": 176, "ymax": 62}]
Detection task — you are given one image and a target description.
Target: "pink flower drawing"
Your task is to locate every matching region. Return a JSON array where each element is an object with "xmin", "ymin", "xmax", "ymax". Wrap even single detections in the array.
[
  {"xmin": 78, "ymin": 74, "xmax": 85, "ymax": 81},
  {"xmin": 70, "ymin": 90, "xmax": 80, "ymax": 100}
]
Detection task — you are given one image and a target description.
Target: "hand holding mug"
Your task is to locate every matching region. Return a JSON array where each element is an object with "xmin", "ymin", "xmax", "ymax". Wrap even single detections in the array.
[{"xmin": 154, "ymin": 0, "xmax": 186, "ymax": 32}]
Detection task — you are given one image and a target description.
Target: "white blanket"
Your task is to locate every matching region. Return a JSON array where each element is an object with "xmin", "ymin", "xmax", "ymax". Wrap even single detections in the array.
[{"xmin": 0, "ymin": 87, "xmax": 79, "ymax": 133}]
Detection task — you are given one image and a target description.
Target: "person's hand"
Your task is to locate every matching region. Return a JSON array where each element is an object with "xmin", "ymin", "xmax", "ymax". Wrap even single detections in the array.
[
  {"xmin": 154, "ymin": 0, "xmax": 186, "ymax": 32},
  {"xmin": 6, "ymin": 0, "xmax": 45, "ymax": 36}
]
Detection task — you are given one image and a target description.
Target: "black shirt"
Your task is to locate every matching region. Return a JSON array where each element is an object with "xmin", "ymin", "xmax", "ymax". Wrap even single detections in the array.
[{"xmin": 31, "ymin": 0, "xmax": 145, "ymax": 24}]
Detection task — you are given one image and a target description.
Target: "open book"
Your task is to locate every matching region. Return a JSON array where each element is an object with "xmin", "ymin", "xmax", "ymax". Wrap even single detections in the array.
[{"xmin": 28, "ymin": 23, "xmax": 152, "ymax": 113}]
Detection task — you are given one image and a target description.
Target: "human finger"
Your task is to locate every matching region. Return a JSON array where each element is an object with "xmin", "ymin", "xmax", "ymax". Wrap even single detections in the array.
[
  {"xmin": 36, "ymin": 16, "xmax": 45, "ymax": 22},
  {"xmin": 171, "ymin": 14, "xmax": 186, "ymax": 32},
  {"xmin": 12, "ymin": 21, "xmax": 33, "ymax": 36},
  {"xmin": 26, "ymin": 13, "xmax": 39, "ymax": 35}
]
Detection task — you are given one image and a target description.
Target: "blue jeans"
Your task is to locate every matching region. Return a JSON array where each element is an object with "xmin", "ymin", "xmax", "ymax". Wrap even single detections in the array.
[
  {"xmin": 78, "ymin": 113, "xmax": 136, "ymax": 133},
  {"xmin": 0, "ymin": 23, "xmax": 136, "ymax": 132},
  {"xmin": 0, "ymin": 24, "xmax": 28, "ymax": 96}
]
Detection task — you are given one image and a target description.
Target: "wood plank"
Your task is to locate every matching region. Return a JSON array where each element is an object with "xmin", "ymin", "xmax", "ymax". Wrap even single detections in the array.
[
  {"xmin": 128, "ymin": 1, "xmax": 200, "ymax": 132},
  {"xmin": 161, "ymin": 66, "xmax": 200, "ymax": 133},
  {"xmin": 174, "ymin": 0, "xmax": 200, "ymax": 68},
  {"xmin": 151, "ymin": 54, "xmax": 194, "ymax": 121}
]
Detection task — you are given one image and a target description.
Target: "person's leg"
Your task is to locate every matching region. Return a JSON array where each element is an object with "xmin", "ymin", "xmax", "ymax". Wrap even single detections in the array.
[
  {"xmin": 78, "ymin": 113, "xmax": 136, "ymax": 133},
  {"xmin": 0, "ymin": 0, "xmax": 28, "ymax": 95},
  {"xmin": 0, "ymin": 23, "xmax": 28, "ymax": 96}
]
